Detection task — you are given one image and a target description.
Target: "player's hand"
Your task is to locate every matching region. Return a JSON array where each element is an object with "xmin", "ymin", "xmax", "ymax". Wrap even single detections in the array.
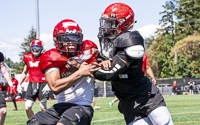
[
  {"xmin": 42, "ymin": 84, "xmax": 51, "ymax": 95},
  {"xmin": 12, "ymin": 90, "xmax": 17, "ymax": 97},
  {"xmin": 17, "ymin": 85, "xmax": 22, "ymax": 94},
  {"xmin": 99, "ymin": 58, "xmax": 112, "ymax": 70},
  {"xmin": 152, "ymin": 78, "xmax": 157, "ymax": 85},
  {"xmin": 79, "ymin": 62, "xmax": 100, "ymax": 79},
  {"xmin": 66, "ymin": 59, "xmax": 80, "ymax": 73}
]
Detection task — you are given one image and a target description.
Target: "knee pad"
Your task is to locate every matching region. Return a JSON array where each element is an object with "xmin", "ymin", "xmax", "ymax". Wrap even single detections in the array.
[
  {"xmin": 25, "ymin": 100, "xmax": 34, "ymax": 107},
  {"xmin": 39, "ymin": 98, "xmax": 47, "ymax": 109},
  {"xmin": 27, "ymin": 118, "xmax": 42, "ymax": 125},
  {"xmin": 128, "ymin": 117, "xmax": 153, "ymax": 125},
  {"xmin": 148, "ymin": 106, "xmax": 173, "ymax": 125}
]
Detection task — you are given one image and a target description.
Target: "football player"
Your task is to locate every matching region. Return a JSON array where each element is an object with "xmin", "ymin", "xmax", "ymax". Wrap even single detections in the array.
[
  {"xmin": 18, "ymin": 39, "xmax": 50, "ymax": 119},
  {"xmin": 6, "ymin": 73, "xmax": 18, "ymax": 111},
  {"xmin": 93, "ymin": 3, "xmax": 174, "ymax": 125},
  {"xmin": 27, "ymin": 19, "xmax": 99, "ymax": 125},
  {"xmin": 0, "ymin": 52, "xmax": 13, "ymax": 125}
]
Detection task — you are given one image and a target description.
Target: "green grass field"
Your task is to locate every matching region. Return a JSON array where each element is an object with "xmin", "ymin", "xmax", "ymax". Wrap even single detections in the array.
[{"xmin": 4, "ymin": 95, "xmax": 200, "ymax": 125}]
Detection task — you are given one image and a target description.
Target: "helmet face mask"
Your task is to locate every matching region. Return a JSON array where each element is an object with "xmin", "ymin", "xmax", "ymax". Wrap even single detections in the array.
[
  {"xmin": 57, "ymin": 34, "xmax": 82, "ymax": 54},
  {"xmin": 99, "ymin": 17, "xmax": 119, "ymax": 39},
  {"xmin": 30, "ymin": 39, "xmax": 43, "ymax": 56},
  {"xmin": 53, "ymin": 19, "xmax": 83, "ymax": 56},
  {"xmin": 99, "ymin": 3, "xmax": 134, "ymax": 39}
]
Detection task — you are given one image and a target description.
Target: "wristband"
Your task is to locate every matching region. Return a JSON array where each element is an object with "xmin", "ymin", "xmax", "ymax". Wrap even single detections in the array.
[
  {"xmin": 8, "ymin": 81, "xmax": 13, "ymax": 86},
  {"xmin": 152, "ymin": 77, "xmax": 156, "ymax": 80}
]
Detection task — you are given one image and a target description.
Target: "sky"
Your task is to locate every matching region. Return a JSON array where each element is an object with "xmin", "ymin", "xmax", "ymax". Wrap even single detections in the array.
[{"xmin": 0, "ymin": 0, "xmax": 166, "ymax": 63}]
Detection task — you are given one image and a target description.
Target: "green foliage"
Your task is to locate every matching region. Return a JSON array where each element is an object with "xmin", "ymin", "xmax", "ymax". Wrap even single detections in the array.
[
  {"xmin": 13, "ymin": 27, "xmax": 36, "ymax": 73},
  {"xmin": 172, "ymin": 54, "xmax": 192, "ymax": 78},
  {"xmin": 147, "ymin": 0, "xmax": 200, "ymax": 78},
  {"xmin": 4, "ymin": 57, "xmax": 19, "ymax": 73}
]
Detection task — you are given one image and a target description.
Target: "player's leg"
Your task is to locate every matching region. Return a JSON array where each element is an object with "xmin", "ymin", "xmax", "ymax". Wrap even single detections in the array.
[
  {"xmin": 25, "ymin": 82, "xmax": 37, "ymax": 119},
  {"xmin": 0, "ymin": 107, "xmax": 7, "ymax": 125},
  {"xmin": 27, "ymin": 104, "xmax": 61, "ymax": 125},
  {"xmin": 11, "ymin": 94, "xmax": 18, "ymax": 110},
  {"xmin": 38, "ymin": 82, "xmax": 48, "ymax": 111},
  {"xmin": 148, "ymin": 106, "xmax": 173, "ymax": 125},
  {"xmin": 191, "ymin": 86, "xmax": 194, "ymax": 95},
  {"xmin": 109, "ymin": 97, "xmax": 118, "ymax": 108},
  {"xmin": 0, "ymin": 90, "xmax": 7, "ymax": 125},
  {"xmin": 128, "ymin": 117, "xmax": 153, "ymax": 125},
  {"xmin": 57, "ymin": 105, "xmax": 93, "ymax": 125}
]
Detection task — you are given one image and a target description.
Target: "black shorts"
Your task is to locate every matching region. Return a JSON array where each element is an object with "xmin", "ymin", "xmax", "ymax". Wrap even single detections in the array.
[
  {"xmin": 25, "ymin": 82, "xmax": 48, "ymax": 101},
  {"xmin": 118, "ymin": 79, "xmax": 166, "ymax": 124},
  {"xmin": 0, "ymin": 90, "xmax": 6, "ymax": 108},
  {"xmin": 27, "ymin": 103, "xmax": 94, "ymax": 125},
  {"xmin": 189, "ymin": 85, "xmax": 193, "ymax": 90}
]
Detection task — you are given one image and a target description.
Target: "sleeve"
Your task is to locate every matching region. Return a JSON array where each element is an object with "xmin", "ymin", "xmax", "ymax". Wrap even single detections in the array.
[
  {"xmin": 0, "ymin": 52, "xmax": 4, "ymax": 62},
  {"xmin": 39, "ymin": 51, "xmax": 67, "ymax": 74},
  {"xmin": 145, "ymin": 53, "xmax": 150, "ymax": 66},
  {"xmin": 93, "ymin": 55, "xmax": 128, "ymax": 81},
  {"xmin": 23, "ymin": 54, "xmax": 27, "ymax": 64}
]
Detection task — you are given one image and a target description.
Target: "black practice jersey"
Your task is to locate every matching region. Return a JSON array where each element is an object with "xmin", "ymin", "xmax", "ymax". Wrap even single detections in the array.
[
  {"xmin": 0, "ymin": 52, "xmax": 4, "ymax": 63},
  {"xmin": 95, "ymin": 31, "xmax": 148, "ymax": 100}
]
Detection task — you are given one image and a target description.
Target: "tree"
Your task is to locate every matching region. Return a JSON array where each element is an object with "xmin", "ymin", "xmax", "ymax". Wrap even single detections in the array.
[
  {"xmin": 159, "ymin": 0, "xmax": 177, "ymax": 48},
  {"xmin": 16, "ymin": 27, "xmax": 36, "ymax": 73},
  {"xmin": 171, "ymin": 31, "xmax": 200, "ymax": 77},
  {"xmin": 175, "ymin": 0, "xmax": 200, "ymax": 36}
]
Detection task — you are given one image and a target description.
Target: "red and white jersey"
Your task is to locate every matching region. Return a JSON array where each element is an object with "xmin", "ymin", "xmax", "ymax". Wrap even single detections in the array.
[
  {"xmin": 23, "ymin": 53, "xmax": 46, "ymax": 83},
  {"xmin": 39, "ymin": 40, "xmax": 98, "ymax": 106},
  {"xmin": 7, "ymin": 78, "xmax": 18, "ymax": 93}
]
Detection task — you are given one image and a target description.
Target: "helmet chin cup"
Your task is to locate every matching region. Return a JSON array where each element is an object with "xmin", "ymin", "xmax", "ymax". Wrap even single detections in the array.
[{"xmin": 32, "ymin": 52, "xmax": 41, "ymax": 57}]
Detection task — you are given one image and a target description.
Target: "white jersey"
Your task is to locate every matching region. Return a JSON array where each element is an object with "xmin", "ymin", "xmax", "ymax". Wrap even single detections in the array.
[
  {"xmin": 45, "ymin": 67, "xmax": 95, "ymax": 106},
  {"xmin": 58, "ymin": 76, "xmax": 94, "ymax": 106}
]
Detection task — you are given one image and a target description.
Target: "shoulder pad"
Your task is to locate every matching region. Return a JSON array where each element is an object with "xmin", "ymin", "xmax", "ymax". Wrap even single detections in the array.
[
  {"xmin": 39, "ymin": 49, "xmax": 68, "ymax": 74},
  {"xmin": 125, "ymin": 45, "xmax": 144, "ymax": 59},
  {"xmin": 82, "ymin": 40, "xmax": 98, "ymax": 50},
  {"xmin": 113, "ymin": 31, "xmax": 144, "ymax": 48},
  {"xmin": 23, "ymin": 53, "xmax": 32, "ymax": 63}
]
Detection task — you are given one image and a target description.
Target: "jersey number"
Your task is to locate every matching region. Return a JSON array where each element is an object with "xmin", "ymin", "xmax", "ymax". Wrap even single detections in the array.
[{"xmin": 29, "ymin": 61, "xmax": 39, "ymax": 67}]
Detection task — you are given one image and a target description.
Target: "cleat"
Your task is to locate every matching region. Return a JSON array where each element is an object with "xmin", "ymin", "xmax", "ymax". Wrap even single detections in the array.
[{"xmin": 109, "ymin": 102, "xmax": 113, "ymax": 108}]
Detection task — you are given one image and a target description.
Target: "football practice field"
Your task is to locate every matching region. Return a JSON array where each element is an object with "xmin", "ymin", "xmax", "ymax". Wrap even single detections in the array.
[{"xmin": 4, "ymin": 95, "xmax": 200, "ymax": 125}]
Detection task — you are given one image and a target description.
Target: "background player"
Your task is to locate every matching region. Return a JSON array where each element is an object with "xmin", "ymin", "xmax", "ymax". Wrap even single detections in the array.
[
  {"xmin": 27, "ymin": 19, "xmax": 99, "ymax": 125},
  {"xmin": 188, "ymin": 79, "xmax": 195, "ymax": 95},
  {"xmin": 18, "ymin": 39, "xmax": 50, "ymax": 119},
  {"xmin": 6, "ymin": 73, "xmax": 18, "ymax": 111},
  {"xmin": 93, "ymin": 3, "xmax": 173, "ymax": 125},
  {"xmin": 0, "ymin": 52, "xmax": 13, "ymax": 125}
]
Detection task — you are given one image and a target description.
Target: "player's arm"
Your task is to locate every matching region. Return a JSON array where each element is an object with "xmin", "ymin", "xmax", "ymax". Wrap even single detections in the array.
[
  {"xmin": 93, "ymin": 56, "xmax": 129, "ymax": 81},
  {"xmin": 45, "ymin": 62, "xmax": 99, "ymax": 95},
  {"xmin": 94, "ymin": 45, "xmax": 144, "ymax": 81},
  {"xmin": 1, "ymin": 64, "xmax": 13, "ymax": 87},
  {"xmin": 146, "ymin": 66, "xmax": 157, "ymax": 85},
  {"xmin": 18, "ymin": 65, "xmax": 28, "ymax": 85}
]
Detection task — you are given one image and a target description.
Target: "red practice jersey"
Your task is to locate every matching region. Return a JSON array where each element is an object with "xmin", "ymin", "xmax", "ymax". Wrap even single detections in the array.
[
  {"xmin": 39, "ymin": 40, "xmax": 98, "ymax": 76},
  {"xmin": 7, "ymin": 78, "xmax": 18, "ymax": 93},
  {"xmin": 142, "ymin": 53, "xmax": 150, "ymax": 75},
  {"xmin": 23, "ymin": 53, "xmax": 46, "ymax": 82}
]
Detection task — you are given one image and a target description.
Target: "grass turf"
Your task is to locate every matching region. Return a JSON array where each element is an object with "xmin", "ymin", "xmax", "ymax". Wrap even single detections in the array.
[{"xmin": 4, "ymin": 95, "xmax": 200, "ymax": 125}]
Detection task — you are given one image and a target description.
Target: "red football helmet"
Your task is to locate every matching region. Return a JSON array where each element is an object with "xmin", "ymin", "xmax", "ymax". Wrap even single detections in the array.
[
  {"xmin": 30, "ymin": 39, "xmax": 43, "ymax": 56},
  {"xmin": 99, "ymin": 3, "xmax": 134, "ymax": 39},
  {"xmin": 53, "ymin": 19, "xmax": 83, "ymax": 55}
]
